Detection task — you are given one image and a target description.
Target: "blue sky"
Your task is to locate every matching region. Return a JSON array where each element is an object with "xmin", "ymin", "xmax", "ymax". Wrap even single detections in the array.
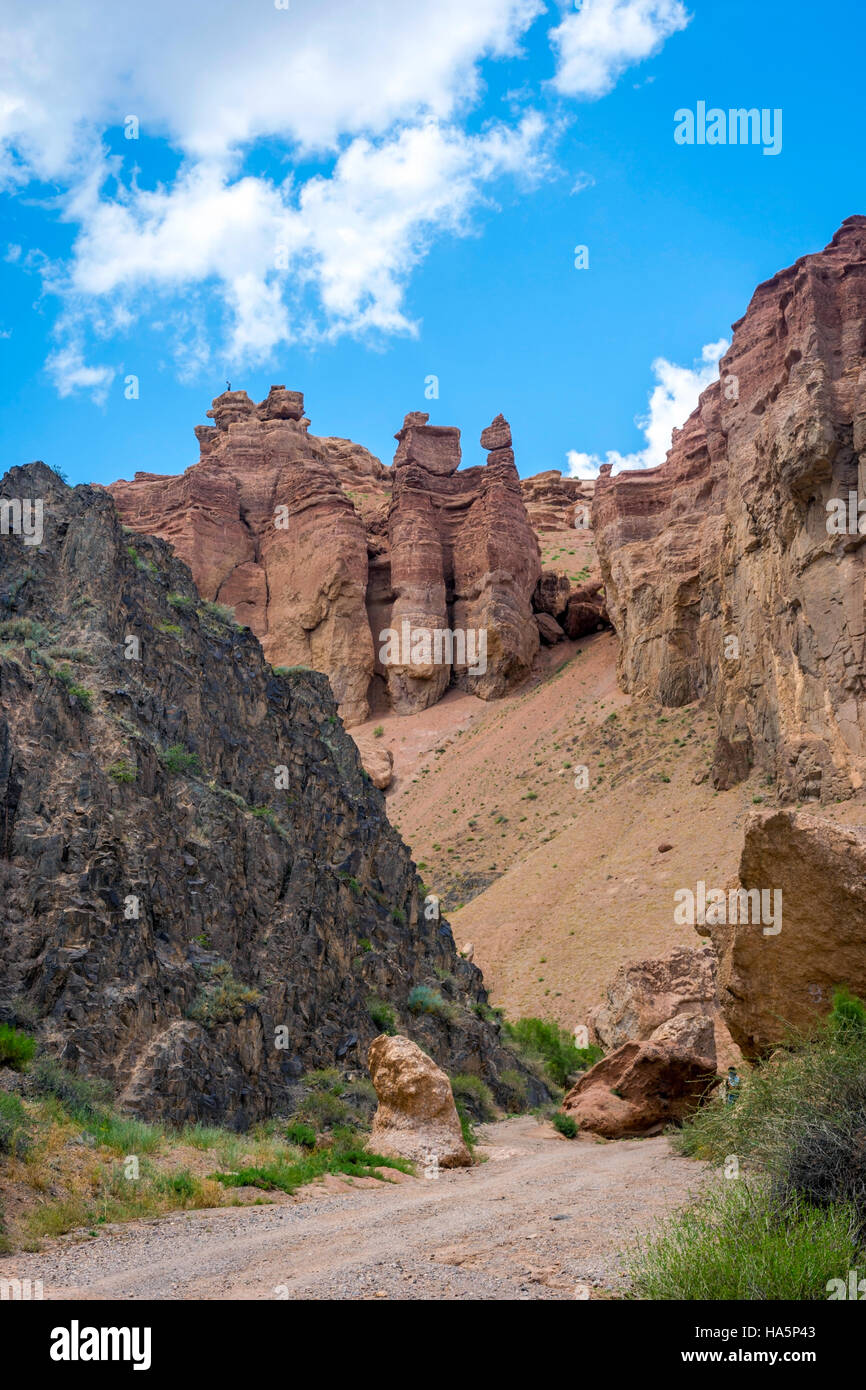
[{"xmin": 1, "ymin": 0, "xmax": 863, "ymax": 487}]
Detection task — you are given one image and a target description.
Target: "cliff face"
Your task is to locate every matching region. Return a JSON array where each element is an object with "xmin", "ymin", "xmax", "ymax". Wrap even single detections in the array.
[
  {"xmin": 110, "ymin": 392, "xmax": 542, "ymax": 724},
  {"xmin": 0, "ymin": 463, "xmax": 541, "ymax": 1126},
  {"xmin": 593, "ymin": 216, "xmax": 866, "ymax": 801}
]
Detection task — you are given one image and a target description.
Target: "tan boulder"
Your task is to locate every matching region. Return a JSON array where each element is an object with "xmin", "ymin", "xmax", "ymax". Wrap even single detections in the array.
[
  {"xmin": 355, "ymin": 741, "xmax": 393, "ymax": 790},
  {"xmin": 590, "ymin": 943, "xmax": 740, "ymax": 1072},
  {"xmin": 562, "ymin": 1013, "xmax": 718, "ymax": 1138},
  {"xmin": 368, "ymin": 1034, "xmax": 472, "ymax": 1167},
  {"xmin": 700, "ymin": 809, "xmax": 866, "ymax": 1055}
]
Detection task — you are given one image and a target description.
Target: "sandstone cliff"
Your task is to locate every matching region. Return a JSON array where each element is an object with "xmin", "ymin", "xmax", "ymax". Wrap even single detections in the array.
[
  {"xmin": 110, "ymin": 392, "xmax": 543, "ymax": 724},
  {"xmin": 593, "ymin": 215, "xmax": 866, "ymax": 801},
  {"xmin": 0, "ymin": 463, "xmax": 543, "ymax": 1126}
]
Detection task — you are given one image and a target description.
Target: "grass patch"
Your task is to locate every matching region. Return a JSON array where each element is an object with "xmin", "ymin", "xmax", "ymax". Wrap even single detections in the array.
[
  {"xmin": 451, "ymin": 1073, "xmax": 496, "ymax": 1123},
  {"xmin": 211, "ymin": 1138, "xmax": 412, "ymax": 1195},
  {"xmin": 106, "ymin": 757, "xmax": 137, "ymax": 784},
  {"xmin": 187, "ymin": 962, "xmax": 261, "ymax": 1027},
  {"xmin": 552, "ymin": 1112, "xmax": 578, "ymax": 1139},
  {"xmin": 503, "ymin": 1016, "xmax": 601, "ymax": 1089},
  {"xmin": 159, "ymin": 743, "xmax": 201, "ymax": 775},
  {"xmin": 629, "ymin": 1182, "xmax": 862, "ymax": 1300},
  {"xmin": 0, "ymin": 1024, "xmax": 36, "ymax": 1071},
  {"xmin": 368, "ymin": 998, "xmax": 397, "ymax": 1035}
]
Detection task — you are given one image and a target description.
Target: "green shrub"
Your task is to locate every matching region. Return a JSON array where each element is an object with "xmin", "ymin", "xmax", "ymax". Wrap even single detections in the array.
[
  {"xmin": 552, "ymin": 1112, "xmax": 578, "ymax": 1139},
  {"xmin": 828, "ymin": 986, "xmax": 866, "ymax": 1038},
  {"xmin": 187, "ymin": 962, "xmax": 261, "ymax": 1027},
  {"xmin": 368, "ymin": 998, "xmax": 397, "ymax": 1035},
  {"xmin": 503, "ymin": 1016, "xmax": 599, "ymax": 1089},
  {"xmin": 106, "ymin": 758, "xmax": 137, "ymax": 784},
  {"xmin": 0, "ymin": 1024, "xmax": 36, "ymax": 1071},
  {"xmin": 286, "ymin": 1121, "xmax": 316, "ymax": 1149},
  {"xmin": 408, "ymin": 985, "xmax": 453, "ymax": 1020},
  {"xmin": 373, "ymin": 725, "xmax": 384, "ymax": 738},
  {"xmin": 55, "ymin": 665, "xmax": 93, "ymax": 711},
  {"xmin": 628, "ymin": 1182, "xmax": 861, "ymax": 1301},
  {"xmin": 160, "ymin": 743, "xmax": 201, "ymax": 775},
  {"xmin": 167, "ymin": 592, "xmax": 195, "ymax": 612},
  {"xmin": 0, "ymin": 1093, "xmax": 32, "ymax": 1156},
  {"xmin": 157, "ymin": 622, "xmax": 182, "ymax": 635},
  {"xmin": 31, "ymin": 1057, "xmax": 114, "ymax": 1118},
  {"xmin": 211, "ymin": 1138, "xmax": 412, "ymax": 1196},
  {"xmin": 451, "ymin": 1073, "xmax": 496, "ymax": 1123},
  {"xmin": 499, "ymin": 1067, "xmax": 530, "ymax": 1113}
]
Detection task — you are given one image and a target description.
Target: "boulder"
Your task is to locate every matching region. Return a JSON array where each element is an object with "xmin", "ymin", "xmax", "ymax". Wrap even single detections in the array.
[
  {"xmin": 368, "ymin": 1035, "xmax": 472, "ymax": 1167},
  {"xmin": 699, "ymin": 809, "xmax": 866, "ymax": 1055},
  {"xmin": 355, "ymin": 742, "xmax": 393, "ymax": 790},
  {"xmin": 561, "ymin": 1013, "xmax": 718, "ymax": 1138},
  {"xmin": 590, "ymin": 944, "xmax": 740, "ymax": 1072},
  {"xmin": 535, "ymin": 612, "xmax": 565, "ymax": 645}
]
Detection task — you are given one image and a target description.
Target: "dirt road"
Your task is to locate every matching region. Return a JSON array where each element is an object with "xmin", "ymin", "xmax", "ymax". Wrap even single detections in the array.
[{"xmin": 7, "ymin": 1118, "xmax": 705, "ymax": 1300}]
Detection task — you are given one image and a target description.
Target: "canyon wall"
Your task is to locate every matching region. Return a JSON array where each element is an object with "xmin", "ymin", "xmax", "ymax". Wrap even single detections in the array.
[{"xmin": 593, "ymin": 215, "xmax": 866, "ymax": 801}]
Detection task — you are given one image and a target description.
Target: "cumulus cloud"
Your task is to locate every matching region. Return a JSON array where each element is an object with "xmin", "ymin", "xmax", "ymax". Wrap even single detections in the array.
[
  {"xmin": 566, "ymin": 338, "xmax": 728, "ymax": 478},
  {"xmin": 550, "ymin": 0, "xmax": 690, "ymax": 98},
  {"xmin": 45, "ymin": 343, "xmax": 115, "ymax": 404},
  {"xmin": 0, "ymin": 0, "xmax": 689, "ymax": 394}
]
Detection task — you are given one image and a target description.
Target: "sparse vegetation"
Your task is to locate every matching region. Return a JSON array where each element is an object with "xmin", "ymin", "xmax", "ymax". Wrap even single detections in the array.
[
  {"xmin": 552, "ymin": 1112, "xmax": 578, "ymax": 1139},
  {"xmin": 187, "ymin": 962, "xmax": 261, "ymax": 1027},
  {"xmin": 0, "ymin": 1024, "xmax": 36, "ymax": 1071},
  {"xmin": 504, "ymin": 1016, "xmax": 601, "ymax": 1090},
  {"xmin": 408, "ymin": 985, "xmax": 453, "ymax": 1021},
  {"xmin": 367, "ymin": 998, "xmax": 397, "ymax": 1035},
  {"xmin": 160, "ymin": 743, "xmax": 201, "ymax": 775},
  {"xmin": 106, "ymin": 757, "xmax": 137, "ymax": 783}
]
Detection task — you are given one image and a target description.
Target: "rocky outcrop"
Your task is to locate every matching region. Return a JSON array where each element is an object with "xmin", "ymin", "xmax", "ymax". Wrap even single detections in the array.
[
  {"xmin": 383, "ymin": 412, "xmax": 540, "ymax": 713},
  {"xmin": 368, "ymin": 1034, "xmax": 471, "ymax": 1167},
  {"xmin": 562, "ymin": 1013, "xmax": 718, "ymax": 1138},
  {"xmin": 110, "ymin": 389, "xmax": 379, "ymax": 726},
  {"xmin": 111, "ymin": 393, "xmax": 542, "ymax": 725},
  {"xmin": 698, "ymin": 809, "xmax": 866, "ymax": 1055},
  {"xmin": 0, "ymin": 463, "xmax": 545, "ymax": 1126},
  {"xmin": 520, "ymin": 471, "xmax": 594, "ymax": 534},
  {"xmin": 593, "ymin": 216, "xmax": 866, "ymax": 802},
  {"xmin": 590, "ymin": 944, "xmax": 740, "ymax": 1072}
]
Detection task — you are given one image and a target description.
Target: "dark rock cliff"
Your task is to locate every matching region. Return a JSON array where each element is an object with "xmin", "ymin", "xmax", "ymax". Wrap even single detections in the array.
[{"xmin": 0, "ymin": 463, "xmax": 542, "ymax": 1127}]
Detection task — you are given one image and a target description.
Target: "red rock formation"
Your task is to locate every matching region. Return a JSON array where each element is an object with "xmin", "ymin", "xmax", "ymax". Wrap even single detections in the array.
[
  {"xmin": 593, "ymin": 216, "xmax": 866, "ymax": 801},
  {"xmin": 382, "ymin": 412, "xmax": 541, "ymax": 712},
  {"xmin": 111, "ymin": 392, "xmax": 542, "ymax": 724}
]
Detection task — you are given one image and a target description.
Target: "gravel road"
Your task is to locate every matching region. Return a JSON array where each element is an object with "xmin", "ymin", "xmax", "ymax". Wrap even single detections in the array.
[{"xmin": 6, "ymin": 1118, "xmax": 705, "ymax": 1300}]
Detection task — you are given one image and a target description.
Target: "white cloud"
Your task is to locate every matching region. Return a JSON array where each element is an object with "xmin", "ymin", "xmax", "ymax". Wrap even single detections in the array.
[
  {"xmin": 45, "ymin": 343, "xmax": 115, "ymax": 403},
  {"xmin": 0, "ymin": 0, "xmax": 689, "ymax": 389},
  {"xmin": 47, "ymin": 113, "xmax": 548, "ymax": 367},
  {"xmin": 0, "ymin": 0, "xmax": 545, "ymax": 180},
  {"xmin": 566, "ymin": 338, "xmax": 728, "ymax": 478},
  {"xmin": 550, "ymin": 0, "xmax": 690, "ymax": 98}
]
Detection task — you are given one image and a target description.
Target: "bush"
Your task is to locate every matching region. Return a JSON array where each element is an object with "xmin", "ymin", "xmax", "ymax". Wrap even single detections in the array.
[
  {"xmin": 31, "ymin": 1056, "xmax": 114, "ymax": 1118},
  {"xmin": 499, "ymin": 1067, "xmax": 530, "ymax": 1113},
  {"xmin": 55, "ymin": 665, "xmax": 93, "ymax": 711},
  {"xmin": 106, "ymin": 758, "xmax": 137, "ymax": 784},
  {"xmin": 0, "ymin": 1024, "xmax": 36, "ymax": 1071},
  {"xmin": 167, "ymin": 592, "xmax": 195, "ymax": 612},
  {"xmin": 628, "ymin": 1182, "xmax": 862, "ymax": 1301},
  {"xmin": 552, "ymin": 1112, "xmax": 578, "ymax": 1139},
  {"xmin": 286, "ymin": 1121, "xmax": 316, "ymax": 1149},
  {"xmin": 503, "ymin": 1016, "xmax": 599, "ymax": 1089},
  {"xmin": 0, "ymin": 1093, "xmax": 32, "ymax": 1156},
  {"xmin": 407, "ymin": 985, "xmax": 453, "ymax": 1021},
  {"xmin": 187, "ymin": 962, "xmax": 261, "ymax": 1027},
  {"xmin": 368, "ymin": 998, "xmax": 397, "ymax": 1035},
  {"xmin": 451, "ymin": 1073, "xmax": 496, "ymax": 1123},
  {"xmin": 160, "ymin": 743, "xmax": 201, "ymax": 775}
]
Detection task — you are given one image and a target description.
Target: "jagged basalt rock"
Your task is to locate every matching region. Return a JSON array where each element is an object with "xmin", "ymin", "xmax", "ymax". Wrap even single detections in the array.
[
  {"xmin": 593, "ymin": 217, "xmax": 866, "ymax": 801},
  {"xmin": 0, "ymin": 463, "xmax": 544, "ymax": 1126}
]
